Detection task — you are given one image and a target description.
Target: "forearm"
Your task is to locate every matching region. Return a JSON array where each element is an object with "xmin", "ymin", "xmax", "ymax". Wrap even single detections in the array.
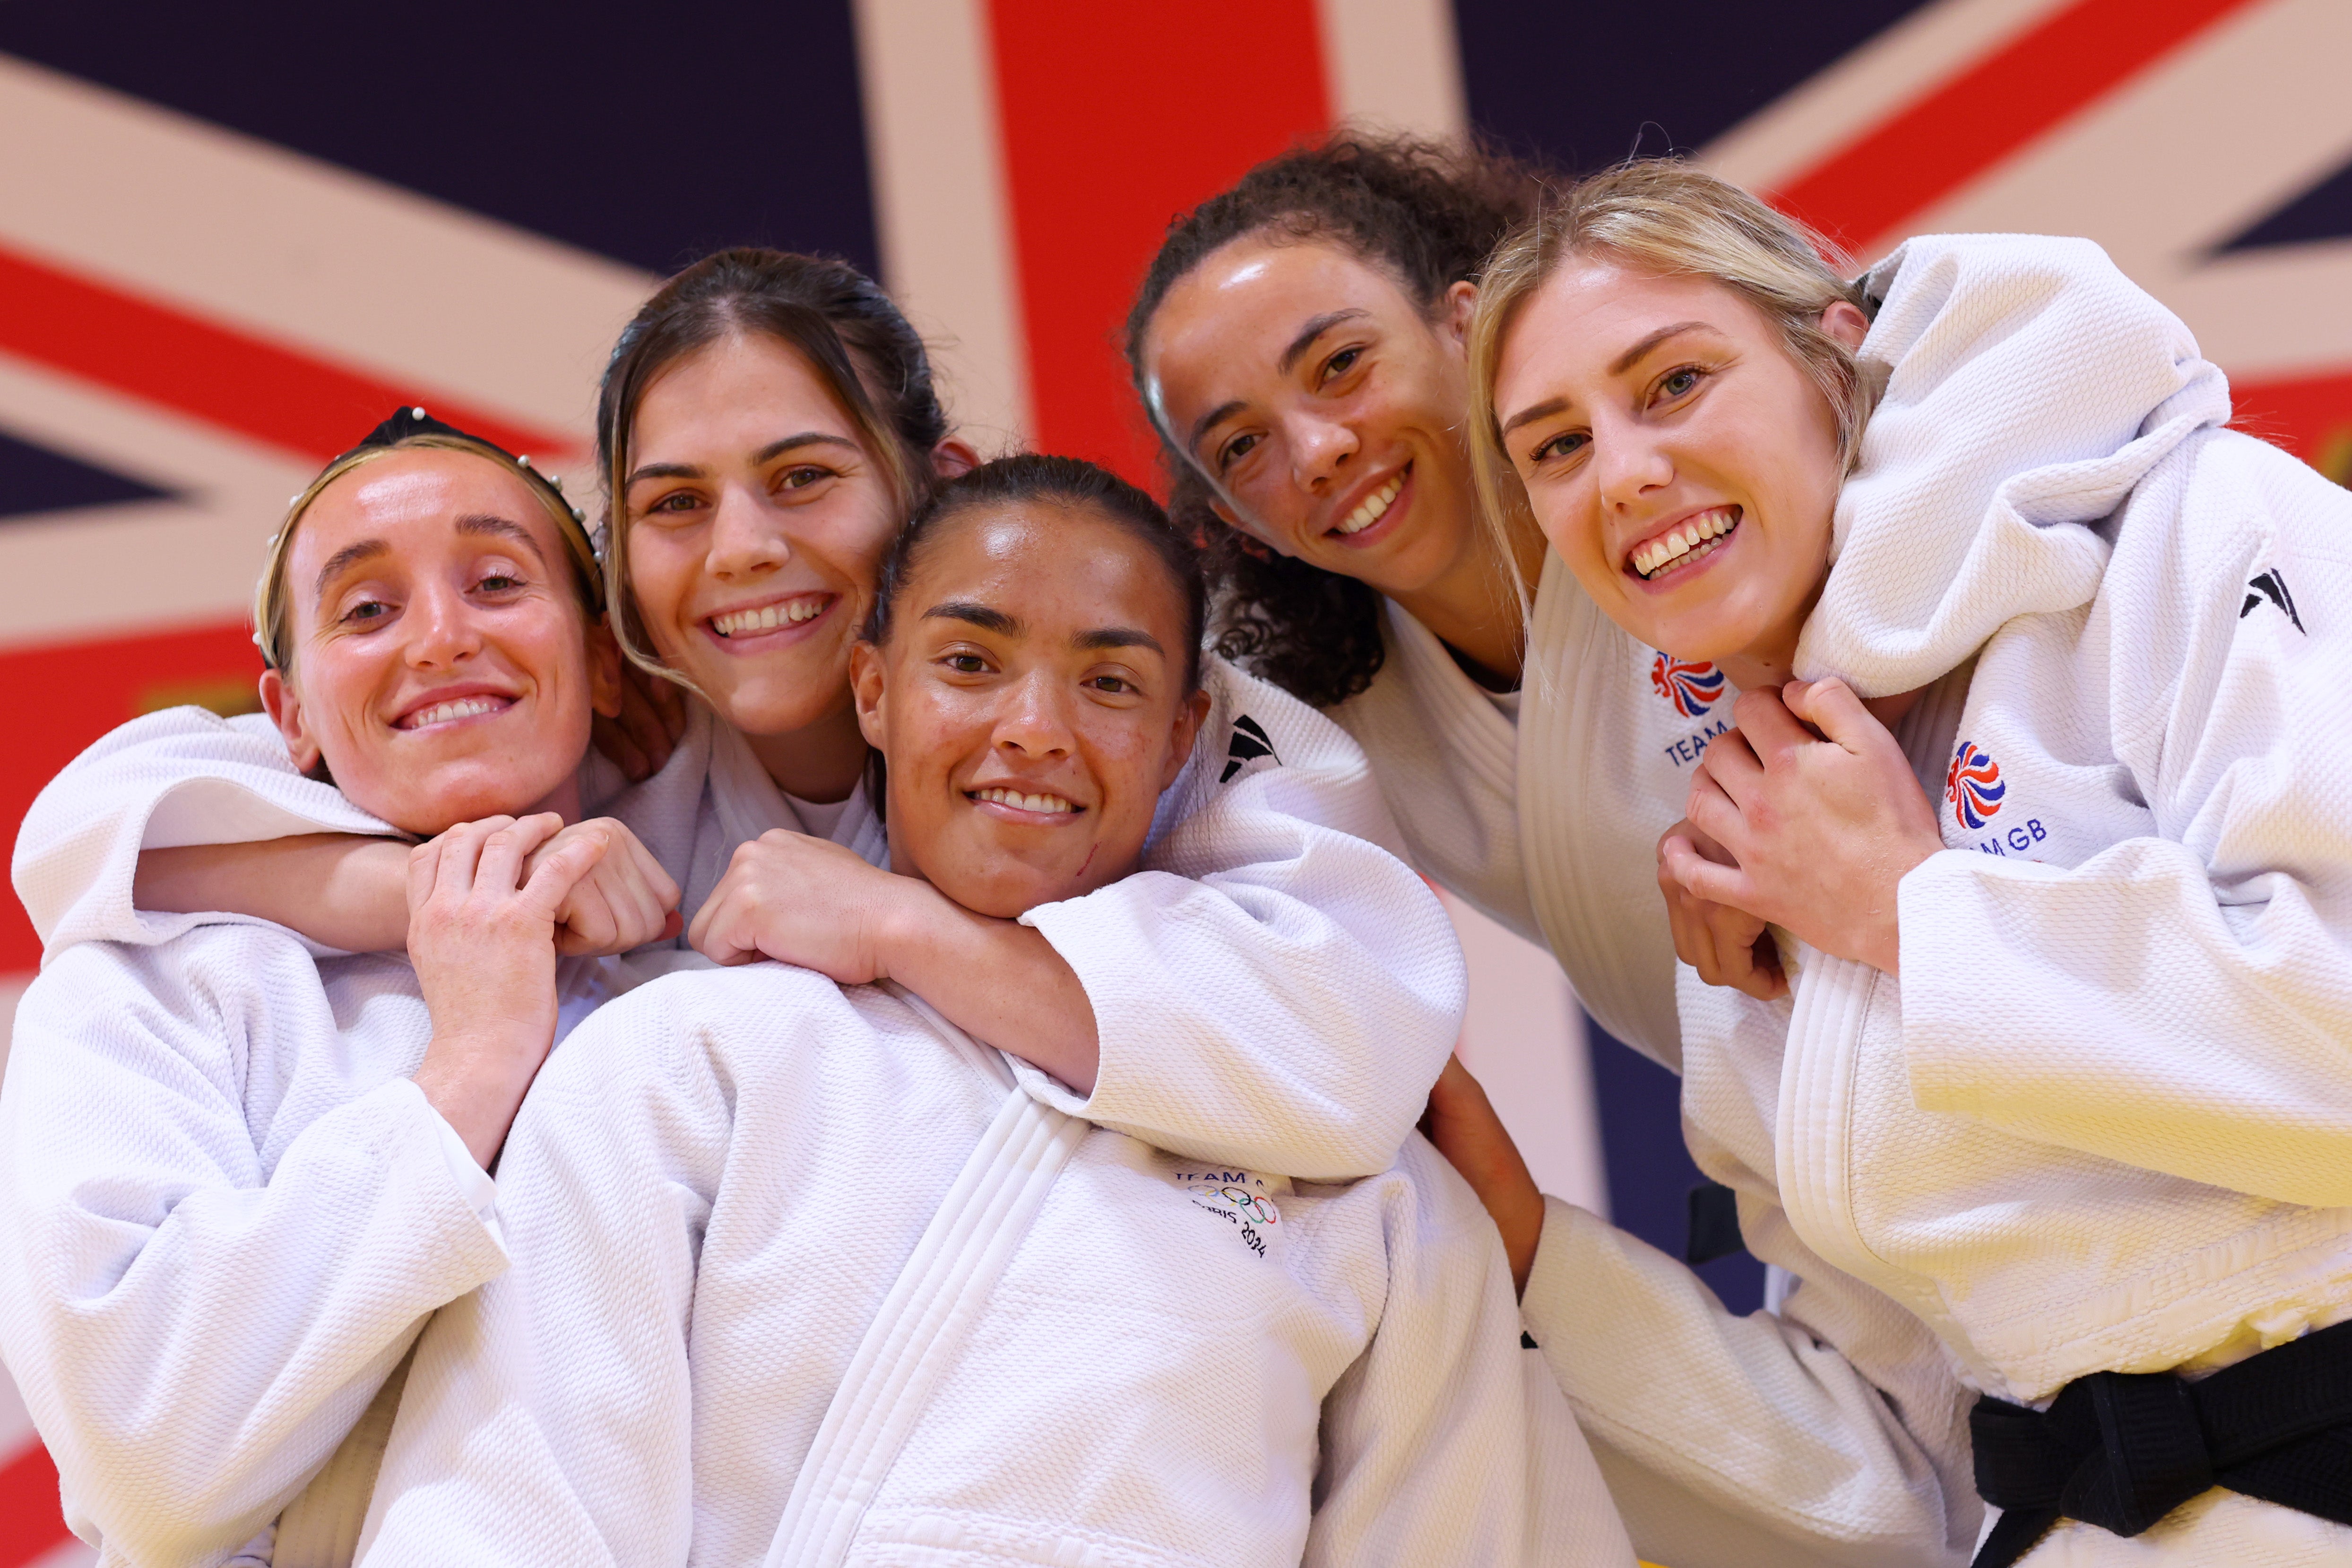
[
  {"xmin": 880, "ymin": 902, "xmax": 1100, "ymax": 1095},
  {"xmin": 136, "ymin": 836, "xmax": 411, "ymax": 952}
]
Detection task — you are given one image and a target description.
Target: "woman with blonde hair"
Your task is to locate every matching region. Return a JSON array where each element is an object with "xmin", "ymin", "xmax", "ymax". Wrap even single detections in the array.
[{"xmin": 1449, "ymin": 157, "xmax": 2352, "ymax": 1563}]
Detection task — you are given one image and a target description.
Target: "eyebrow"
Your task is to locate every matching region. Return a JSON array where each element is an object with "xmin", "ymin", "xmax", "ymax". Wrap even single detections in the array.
[
  {"xmin": 455, "ymin": 513, "xmax": 548, "ymax": 563},
  {"xmin": 921, "ymin": 601, "xmax": 1166, "ymax": 659},
  {"xmin": 1075, "ymin": 626, "xmax": 1165, "ymax": 657},
  {"xmin": 624, "ymin": 431, "xmax": 859, "ymax": 487},
  {"xmin": 1498, "ymin": 322, "xmax": 1727, "ymax": 438},
  {"xmin": 1609, "ymin": 320, "xmax": 1717, "ymax": 376},
  {"xmin": 313, "ymin": 538, "xmax": 387, "ymax": 600},
  {"xmin": 923, "ymin": 600, "xmax": 1019, "ymax": 636},
  {"xmin": 1186, "ymin": 308, "xmax": 1375, "ymax": 454}
]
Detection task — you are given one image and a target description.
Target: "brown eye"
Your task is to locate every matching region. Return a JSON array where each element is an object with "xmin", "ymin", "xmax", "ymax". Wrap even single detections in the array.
[{"xmin": 1321, "ymin": 346, "xmax": 1362, "ymax": 382}]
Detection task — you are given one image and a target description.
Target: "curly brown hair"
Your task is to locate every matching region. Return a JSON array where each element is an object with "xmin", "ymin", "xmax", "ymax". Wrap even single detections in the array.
[{"xmin": 1124, "ymin": 132, "xmax": 1553, "ymax": 708}]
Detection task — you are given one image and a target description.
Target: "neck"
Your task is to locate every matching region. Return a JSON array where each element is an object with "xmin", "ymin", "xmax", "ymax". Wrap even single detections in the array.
[
  {"xmin": 1392, "ymin": 509, "xmax": 1545, "ymax": 689},
  {"xmin": 746, "ymin": 700, "xmax": 871, "ymax": 802},
  {"xmin": 524, "ymin": 771, "xmax": 585, "ymax": 826}
]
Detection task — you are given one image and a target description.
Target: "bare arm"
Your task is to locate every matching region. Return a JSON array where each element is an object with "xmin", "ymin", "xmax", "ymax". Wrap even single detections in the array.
[
  {"xmin": 136, "ymin": 821, "xmax": 680, "ymax": 961},
  {"xmin": 136, "ymin": 836, "xmax": 412, "ymax": 952}
]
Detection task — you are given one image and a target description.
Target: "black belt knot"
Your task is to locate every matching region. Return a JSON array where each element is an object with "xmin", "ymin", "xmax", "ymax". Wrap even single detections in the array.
[{"xmin": 1969, "ymin": 1317, "xmax": 2352, "ymax": 1566}]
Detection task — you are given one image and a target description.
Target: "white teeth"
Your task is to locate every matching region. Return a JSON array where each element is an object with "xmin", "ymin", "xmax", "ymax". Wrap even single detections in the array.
[
  {"xmin": 1335, "ymin": 474, "xmax": 1405, "ymax": 535},
  {"xmin": 1632, "ymin": 508, "xmax": 1738, "ymax": 579},
  {"xmin": 973, "ymin": 787, "xmax": 1075, "ymax": 814},
  {"xmin": 406, "ymin": 697, "xmax": 503, "ymax": 729},
  {"xmin": 712, "ymin": 597, "xmax": 827, "ymax": 637}
]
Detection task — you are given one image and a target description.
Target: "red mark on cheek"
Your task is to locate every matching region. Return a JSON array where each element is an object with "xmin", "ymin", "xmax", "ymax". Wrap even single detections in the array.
[{"xmin": 1078, "ymin": 843, "xmax": 1098, "ymax": 877}]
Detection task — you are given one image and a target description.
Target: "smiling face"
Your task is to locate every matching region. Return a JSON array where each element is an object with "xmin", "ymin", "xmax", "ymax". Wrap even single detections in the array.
[
  {"xmin": 1141, "ymin": 235, "xmax": 1485, "ymax": 603},
  {"xmin": 1491, "ymin": 259, "xmax": 1867, "ymax": 689},
  {"xmin": 621, "ymin": 331, "xmax": 904, "ymax": 745},
  {"xmin": 851, "ymin": 502, "xmax": 1210, "ymax": 920},
  {"xmin": 261, "ymin": 448, "xmax": 617, "ymax": 836}
]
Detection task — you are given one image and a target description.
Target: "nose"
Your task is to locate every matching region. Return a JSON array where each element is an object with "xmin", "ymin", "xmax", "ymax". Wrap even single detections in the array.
[
  {"xmin": 404, "ymin": 579, "xmax": 484, "ymax": 669},
  {"xmin": 704, "ymin": 483, "xmax": 792, "ymax": 580},
  {"xmin": 1594, "ymin": 413, "xmax": 1674, "ymax": 512},
  {"xmin": 1284, "ymin": 409, "xmax": 1360, "ymax": 494},
  {"xmin": 991, "ymin": 668, "xmax": 1076, "ymax": 759}
]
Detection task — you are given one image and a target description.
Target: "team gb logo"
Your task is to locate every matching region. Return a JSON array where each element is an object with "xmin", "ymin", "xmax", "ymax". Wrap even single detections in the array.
[
  {"xmin": 1946, "ymin": 741, "xmax": 2006, "ymax": 830},
  {"xmin": 1650, "ymin": 653, "xmax": 1726, "ymax": 718}
]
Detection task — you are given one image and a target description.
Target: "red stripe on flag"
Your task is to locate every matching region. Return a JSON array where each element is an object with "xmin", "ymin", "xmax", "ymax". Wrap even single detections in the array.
[
  {"xmin": 1772, "ymin": 0, "xmax": 2264, "ymax": 256},
  {"xmin": 0, "ymin": 241, "xmax": 570, "ymax": 465},
  {"xmin": 986, "ymin": 0, "xmax": 1331, "ymax": 485},
  {"xmin": 2232, "ymin": 367, "xmax": 2352, "ymax": 475},
  {"xmin": 1, "ymin": 620, "xmax": 262, "ymax": 972},
  {"xmin": 0, "ymin": 1439, "xmax": 75, "ymax": 1567}
]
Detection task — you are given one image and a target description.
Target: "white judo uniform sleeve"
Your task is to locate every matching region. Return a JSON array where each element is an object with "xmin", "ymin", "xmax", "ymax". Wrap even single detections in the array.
[
  {"xmin": 1020, "ymin": 659, "xmax": 1466, "ymax": 1180},
  {"xmin": 1894, "ymin": 439, "xmax": 2352, "ymax": 1209},
  {"xmin": 0, "ymin": 932, "xmax": 507, "ymax": 1562}
]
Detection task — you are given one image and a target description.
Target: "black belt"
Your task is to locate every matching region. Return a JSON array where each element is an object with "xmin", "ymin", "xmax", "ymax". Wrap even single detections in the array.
[{"xmin": 1971, "ymin": 1317, "xmax": 2352, "ymax": 1566}]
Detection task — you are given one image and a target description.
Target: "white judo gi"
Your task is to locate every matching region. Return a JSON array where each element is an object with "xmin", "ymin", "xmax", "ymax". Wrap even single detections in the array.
[
  {"xmin": 0, "ymin": 739, "xmax": 694, "ymax": 1566},
  {"xmin": 1399, "ymin": 230, "xmax": 2352, "ymax": 1565},
  {"xmin": 352, "ymin": 964, "xmax": 1634, "ymax": 1568},
  {"xmin": 5, "ymin": 654, "xmax": 1474, "ymax": 1564}
]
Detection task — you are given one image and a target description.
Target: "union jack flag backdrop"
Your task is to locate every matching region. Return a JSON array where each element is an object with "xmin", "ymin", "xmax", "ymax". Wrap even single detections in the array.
[{"xmin": 3, "ymin": 2, "xmax": 2345, "ymax": 1559}]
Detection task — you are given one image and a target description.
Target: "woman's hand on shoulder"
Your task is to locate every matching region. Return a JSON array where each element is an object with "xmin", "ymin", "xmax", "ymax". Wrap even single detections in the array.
[
  {"xmin": 1669, "ymin": 679, "xmax": 1945, "ymax": 977},
  {"xmin": 688, "ymin": 829, "xmax": 922, "ymax": 981},
  {"xmin": 1657, "ymin": 817, "xmax": 1787, "ymax": 1000},
  {"xmin": 522, "ymin": 817, "xmax": 681, "ymax": 956}
]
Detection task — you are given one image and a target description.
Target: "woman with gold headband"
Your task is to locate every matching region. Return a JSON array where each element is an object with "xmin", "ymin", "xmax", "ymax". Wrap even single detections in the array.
[{"xmin": 0, "ymin": 409, "xmax": 692, "ymax": 1567}]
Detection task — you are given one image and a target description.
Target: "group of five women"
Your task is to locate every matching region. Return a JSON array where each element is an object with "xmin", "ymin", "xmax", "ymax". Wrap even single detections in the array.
[{"xmin": 4, "ymin": 133, "xmax": 2347, "ymax": 1568}]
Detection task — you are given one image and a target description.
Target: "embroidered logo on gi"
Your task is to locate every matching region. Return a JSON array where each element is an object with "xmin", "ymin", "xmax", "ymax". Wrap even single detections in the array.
[
  {"xmin": 1170, "ymin": 1166, "xmax": 1282, "ymax": 1258},
  {"xmin": 1219, "ymin": 713, "xmax": 1280, "ymax": 783},
  {"xmin": 1650, "ymin": 653, "xmax": 1726, "ymax": 717},
  {"xmin": 1946, "ymin": 741, "xmax": 2006, "ymax": 830},
  {"xmin": 2241, "ymin": 568, "xmax": 2305, "ymax": 632}
]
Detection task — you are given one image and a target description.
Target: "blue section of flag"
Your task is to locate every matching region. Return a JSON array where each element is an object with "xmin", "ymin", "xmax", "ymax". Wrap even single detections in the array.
[
  {"xmin": 0, "ymin": 425, "xmax": 173, "ymax": 520},
  {"xmin": 1452, "ymin": 0, "xmax": 1935, "ymax": 173},
  {"xmin": 0, "ymin": 3, "xmax": 880, "ymax": 278}
]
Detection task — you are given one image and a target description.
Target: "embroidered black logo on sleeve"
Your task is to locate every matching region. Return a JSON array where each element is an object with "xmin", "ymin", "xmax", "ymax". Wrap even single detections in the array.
[
  {"xmin": 2241, "ymin": 569, "xmax": 2305, "ymax": 632},
  {"xmin": 1219, "ymin": 714, "xmax": 1280, "ymax": 783}
]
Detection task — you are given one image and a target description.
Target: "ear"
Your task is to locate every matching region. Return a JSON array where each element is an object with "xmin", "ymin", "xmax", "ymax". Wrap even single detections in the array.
[
  {"xmin": 259, "ymin": 667, "xmax": 325, "ymax": 776},
  {"xmin": 1161, "ymin": 686, "xmax": 1214, "ymax": 791},
  {"xmin": 849, "ymin": 639, "xmax": 890, "ymax": 750},
  {"xmin": 931, "ymin": 438, "xmax": 981, "ymax": 480},
  {"xmin": 585, "ymin": 618, "xmax": 627, "ymax": 719},
  {"xmin": 1820, "ymin": 299, "xmax": 1870, "ymax": 353},
  {"xmin": 1440, "ymin": 279, "xmax": 1478, "ymax": 349}
]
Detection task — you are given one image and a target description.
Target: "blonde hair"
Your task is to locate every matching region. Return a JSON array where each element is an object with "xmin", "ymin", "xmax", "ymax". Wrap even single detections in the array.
[
  {"xmin": 1466, "ymin": 160, "xmax": 1879, "ymax": 578},
  {"xmin": 254, "ymin": 432, "xmax": 603, "ymax": 673}
]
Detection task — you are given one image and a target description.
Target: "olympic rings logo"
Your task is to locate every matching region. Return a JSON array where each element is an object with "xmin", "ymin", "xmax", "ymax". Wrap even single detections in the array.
[{"xmin": 1212, "ymin": 1185, "xmax": 1279, "ymax": 1224}]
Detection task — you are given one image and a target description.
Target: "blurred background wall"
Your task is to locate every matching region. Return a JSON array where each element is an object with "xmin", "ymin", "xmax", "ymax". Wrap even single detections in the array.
[{"xmin": 5, "ymin": 1, "xmax": 2350, "ymax": 1559}]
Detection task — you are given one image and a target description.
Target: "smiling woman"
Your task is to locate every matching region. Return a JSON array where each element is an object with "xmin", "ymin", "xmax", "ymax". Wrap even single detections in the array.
[
  {"xmin": 1447, "ymin": 159, "xmax": 2352, "ymax": 1565},
  {"xmin": 0, "ymin": 407, "xmax": 690, "ymax": 1568}
]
